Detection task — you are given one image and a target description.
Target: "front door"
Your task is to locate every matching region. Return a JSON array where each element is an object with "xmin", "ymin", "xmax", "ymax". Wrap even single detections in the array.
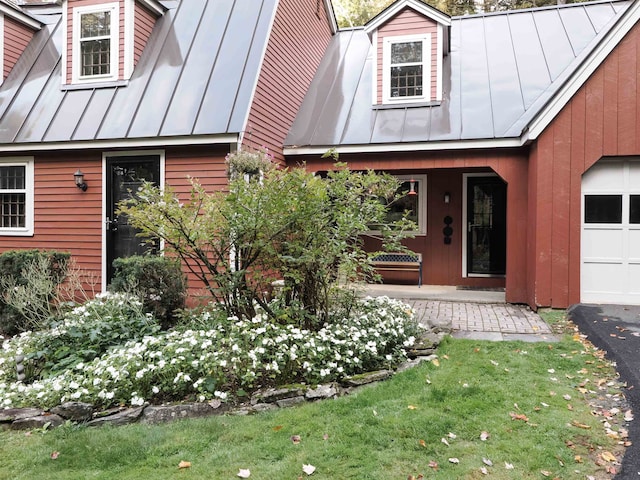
[
  {"xmin": 105, "ymin": 155, "xmax": 160, "ymax": 282},
  {"xmin": 466, "ymin": 176, "xmax": 507, "ymax": 275}
]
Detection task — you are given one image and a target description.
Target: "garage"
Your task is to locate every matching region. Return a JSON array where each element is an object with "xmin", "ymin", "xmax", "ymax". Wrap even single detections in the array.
[{"xmin": 581, "ymin": 159, "xmax": 640, "ymax": 304}]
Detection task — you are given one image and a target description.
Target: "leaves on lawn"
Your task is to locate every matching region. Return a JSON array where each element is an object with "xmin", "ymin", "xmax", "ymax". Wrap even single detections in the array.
[
  {"xmin": 480, "ymin": 431, "xmax": 490, "ymax": 441},
  {"xmin": 50, "ymin": 451, "xmax": 59, "ymax": 460},
  {"xmin": 448, "ymin": 458, "xmax": 459, "ymax": 464},
  {"xmin": 504, "ymin": 462, "xmax": 514, "ymax": 470},
  {"xmin": 407, "ymin": 405, "xmax": 417, "ymax": 410},
  {"xmin": 509, "ymin": 412, "xmax": 529, "ymax": 422},
  {"xmin": 428, "ymin": 461, "xmax": 438, "ymax": 470},
  {"xmin": 291, "ymin": 435, "xmax": 302, "ymax": 444},
  {"xmin": 302, "ymin": 464, "xmax": 316, "ymax": 475},
  {"xmin": 178, "ymin": 461, "xmax": 191, "ymax": 469},
  {"xmin": 272, "ymin": 425, "xmax": 283, "ymax": 432},
  {"xmin": 237, "ymin": 468, "xmax": 251, "ymax": 478},
  {"xmin": 418, "ymin": 439, "xmax": 426, "ymax": 448}
]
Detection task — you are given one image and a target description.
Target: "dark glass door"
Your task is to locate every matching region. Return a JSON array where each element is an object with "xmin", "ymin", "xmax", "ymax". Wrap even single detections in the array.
[
  {"xmin": 467, "ymin": 176, "xmax": 507, "ymax": 275},
  {"xmin": 106, "ymin": 156, "xmax": 160, "ymax": 282}
]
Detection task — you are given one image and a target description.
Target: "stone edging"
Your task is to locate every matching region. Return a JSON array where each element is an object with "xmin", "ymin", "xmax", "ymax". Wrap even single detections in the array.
[{"xmin": 1, "ymin": 331, "xmax": 448, "ymax": 431}]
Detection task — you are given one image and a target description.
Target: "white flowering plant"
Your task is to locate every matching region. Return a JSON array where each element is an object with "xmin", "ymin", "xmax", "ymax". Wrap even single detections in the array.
[
  {"xmin": 0, "ymin": 292, "xmax": 160, "ymax": 383},
  {"xmin": 0, "ymin": 296, "xmax": 420, "ymax": 409}
]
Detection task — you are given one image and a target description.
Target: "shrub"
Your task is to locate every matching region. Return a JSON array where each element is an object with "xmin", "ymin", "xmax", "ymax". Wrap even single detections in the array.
[
  {"xmin": 0, "ymin": 250, "xmax": 71, "ymax": 335},
  {"xmin": 0, "ymin": 292, "xmax": 161, "ymax": 383},
  {"xmin": 0, "ymin": 296, "xmax": 419, "ymax": 409},
  {"xmin": 110, "ymin": 255, "xmax": 186, "ymax": 329}
]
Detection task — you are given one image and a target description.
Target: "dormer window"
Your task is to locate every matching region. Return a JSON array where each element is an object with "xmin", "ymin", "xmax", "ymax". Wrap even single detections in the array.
[
  {"xmin": 73, "ymin": 3, "xmax": 118, "ymax": 83},
  {"xmin": 62, "ymin": 0, "xmax": 165, "ymax": 87},
  {"xmin": 383, "ymin": 34, "xmax": 430, "ymax": 102}
]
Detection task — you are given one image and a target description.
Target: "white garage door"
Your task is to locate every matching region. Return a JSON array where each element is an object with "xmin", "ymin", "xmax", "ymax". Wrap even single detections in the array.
[{"xmin": 582, "ymin": 159, "xmax": 640, "ymax": 304}]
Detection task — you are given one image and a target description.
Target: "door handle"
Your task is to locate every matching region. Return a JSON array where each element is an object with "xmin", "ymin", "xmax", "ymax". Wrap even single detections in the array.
[{"xmin": 105, "ymin": 217, "xmax": 118, "ymax": 232}]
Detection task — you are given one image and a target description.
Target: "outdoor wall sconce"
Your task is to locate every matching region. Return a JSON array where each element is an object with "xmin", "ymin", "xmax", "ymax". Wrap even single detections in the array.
[
  {"xmin": 74, "ymin": 169, "xmax": 88, "ymax": 191},
  {"xmin": 444, "ymin": 192, "xmax": 451, "ymax": 204},
  {"xmin": 408, "ymin": 178, "xmax": 417, "ymax": 195}
]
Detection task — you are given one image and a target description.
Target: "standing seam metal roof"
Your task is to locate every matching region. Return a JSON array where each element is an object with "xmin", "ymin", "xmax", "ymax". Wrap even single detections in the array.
[
  {"xmin": 285, "ymin": 0, "xmax": 632, "ymax": 148},
  {"xmin": 0, "ymin": 0, "xmax": 279, "ymax": 147}
]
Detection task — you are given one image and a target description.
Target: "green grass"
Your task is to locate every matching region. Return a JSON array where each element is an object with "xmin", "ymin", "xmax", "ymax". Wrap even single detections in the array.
[{"xmin": 0, "ymin": 312, "xmax": 622, "ymax": 479}]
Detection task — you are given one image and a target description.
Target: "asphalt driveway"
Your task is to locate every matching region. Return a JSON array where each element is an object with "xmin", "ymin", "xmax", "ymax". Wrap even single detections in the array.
[{"xmin": 568, "ymin": 304, "xmax": 640, "ymax": 479}]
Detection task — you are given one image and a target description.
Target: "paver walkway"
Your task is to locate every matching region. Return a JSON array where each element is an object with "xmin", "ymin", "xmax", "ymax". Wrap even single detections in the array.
[{"xmin": 389, "ymin": 297, "xmax": 559, "ymax": 342}]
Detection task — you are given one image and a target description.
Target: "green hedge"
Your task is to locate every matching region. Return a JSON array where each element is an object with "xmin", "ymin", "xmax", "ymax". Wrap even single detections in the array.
[
  {"xmin": 110, "ymin": 255, "xmax": 186, "ymax": 328},
  {"xmin": 0, "ymin": 250, "xmax": 71, "ymax": 336}
]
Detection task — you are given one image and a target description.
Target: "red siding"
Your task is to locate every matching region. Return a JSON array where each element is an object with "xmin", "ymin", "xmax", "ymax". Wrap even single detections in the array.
[
  {"xmin": 243, "ymin": 0, "xmax": 333, "ymax": 164},
  {"xmin": 133, "ymin": 2, "xmax": 156, "ymax": 67},
  {"xmin": 3, "ymin": 17, "xmax": 35, "ymax": 80},
  {"xmin": 0, "ymin": 153, "xmax": 103, "ymax": 282},
  {"xmin": 376, "ymin": 8, "xmax": 439, "ymax": 104},
  {"xmin": 529, "ymin": 21, "xmax": 640, "ymax": 307},
  {"xmin": 297, "ymin": 149, "xmax": 529, "ymax": 303}
]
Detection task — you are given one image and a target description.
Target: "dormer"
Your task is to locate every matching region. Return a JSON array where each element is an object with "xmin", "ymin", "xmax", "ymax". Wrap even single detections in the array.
[
  {"xmin": 365, "ymin": 0, "xmax": 450, "ymax": 106},
  {"xmin": 61, "ymin": 0, "xmax": 164, "ymax": 87},
  {"xmin": 0, "ymin": 0, "xmax": 40, "ymax": 86}
]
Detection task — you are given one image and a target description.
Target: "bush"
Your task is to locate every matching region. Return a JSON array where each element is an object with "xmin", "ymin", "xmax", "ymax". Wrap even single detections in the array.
[
  {"xmin": 0, "ymin": 292, "xmax": 161, "ymax": 384},
  {"xmin": 0, "ymin": 250, "xmax": 71, "ymax": 336},
  {"xmin": 110, "ymin": 255, "xmax": 186, "ymax": 329},
  {"xmin": 0, "ymin": 296, "xmax": 420, "ymax": 409}
]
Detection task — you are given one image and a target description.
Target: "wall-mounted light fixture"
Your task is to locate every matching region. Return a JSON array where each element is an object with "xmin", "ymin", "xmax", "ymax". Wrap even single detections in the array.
[
  {"xmin": 408, "ymin": 178, "xmax": 417, "ymax": 195},
  {"xmin": 74, "ymin": 169, "xmax": 88, "ymax": 191},
  {"xmin": 444, "ymin": 192, "xmax": 451, "ymax": 204}
]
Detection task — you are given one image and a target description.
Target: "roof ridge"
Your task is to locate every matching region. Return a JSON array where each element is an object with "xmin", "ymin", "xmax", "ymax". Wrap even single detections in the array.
[{"xmin": 452, "ymin": 0, "xmax": 629, "ymax": 20}]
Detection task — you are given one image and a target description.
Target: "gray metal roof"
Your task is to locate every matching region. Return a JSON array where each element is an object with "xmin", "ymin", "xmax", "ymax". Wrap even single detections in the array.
[
  {"xmin": 0, "ymin": 0, "xmax": 278, "ymax": 148},
  {"xmin": 286, "ymin": 0, "xmax": 632, "ymax": 149}
]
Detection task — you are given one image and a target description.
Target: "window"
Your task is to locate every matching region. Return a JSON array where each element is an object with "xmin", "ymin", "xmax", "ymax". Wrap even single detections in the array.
[
  {"xmin": 0, "ymin": 158, "xmax": 34, "ymax": 236},
  {"xmin": 72, "ymin": 3, "xmax": 119, "ymax": 83},
  {"xmin": 369, "ymin": 175, "xmax": 426, "ymax": 235},
  {"xmin": 584, "ymin": 195, "xmax": 622, "ymax": 224},
  {"xmin": 383, "ymin": 34, "xmax": 430, "ymax": 103}
]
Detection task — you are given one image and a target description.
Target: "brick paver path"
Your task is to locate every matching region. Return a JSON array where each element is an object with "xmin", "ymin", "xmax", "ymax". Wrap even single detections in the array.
[{"xmin": 406, "ymin": 300, "xmax": 552, "ymax": 335}]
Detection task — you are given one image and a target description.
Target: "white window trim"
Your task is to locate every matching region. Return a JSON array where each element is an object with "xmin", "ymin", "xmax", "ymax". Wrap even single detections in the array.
[
  {"xmin": 367, "ymin": 174, "xmax": 427, "ymax": 236},
  {"xmin": 0, "ymin": 13, "xmax": 4, "ymax": 87},
  {"xmin": 382, "ymin": 34, "xmax": 431, "ymax": 104},
  {"xmin": 0, "ymin": 157, "xmax": 35, "ymax": 237},
  {"xmin": 72, "ymin": 2, "xmax": 120, "ymax": 85}
]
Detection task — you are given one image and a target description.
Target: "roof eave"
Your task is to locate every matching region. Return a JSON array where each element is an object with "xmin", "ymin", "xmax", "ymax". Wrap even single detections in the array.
[
  {"xmin": 137, "ymin": 0, "xmax": 165, "ymax": 17},
  {"xmin": 364, "ymin": 0, "xmax": 451, "ymax": 34},
  {"xmin": 0, "ymin": 1, "xmax": 42, "ymax": 30}
]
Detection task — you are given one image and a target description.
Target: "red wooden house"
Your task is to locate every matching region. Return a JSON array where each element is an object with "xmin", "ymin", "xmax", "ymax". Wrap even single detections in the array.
[{"xmin": 1, "ymin": 0, "xmax": 640, "ymax": 309}]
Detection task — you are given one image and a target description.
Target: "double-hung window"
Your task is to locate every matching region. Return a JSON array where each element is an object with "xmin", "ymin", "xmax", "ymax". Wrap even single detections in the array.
[
  {"xmin": 368, "ymin": 175, "xmax": 427, "ymax": 235},
  {"xmin": 72, "ymin": 3, "xmax": 119, "ymax": 83},
  {"xmin": 0, "ymin": 158, "xmax": 34, "ymax": 236},
  {"xmin": 383, "ymin": 34, "xmax": 430, "ymax": 103}
]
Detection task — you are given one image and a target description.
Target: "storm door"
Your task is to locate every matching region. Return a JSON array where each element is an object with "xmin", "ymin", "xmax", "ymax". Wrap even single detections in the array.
[
  {"xmin": 105, "ymin": 156, "xmax": 160, "ymax": 282},
  {"xmin": 466, "ymin": 176, "xmax": 507, "ymax": 275}
]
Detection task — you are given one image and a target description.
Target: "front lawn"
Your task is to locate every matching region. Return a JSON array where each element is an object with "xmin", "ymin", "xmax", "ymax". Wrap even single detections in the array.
[{"xmin": 0, "ymin": 313, "xmax": 629, "ymax": 479}]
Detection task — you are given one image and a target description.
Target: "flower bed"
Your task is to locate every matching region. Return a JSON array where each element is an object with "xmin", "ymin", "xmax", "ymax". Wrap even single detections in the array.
[{"xmin": 0, "ymin": 295, "xmax": 420, "ymax": 410}]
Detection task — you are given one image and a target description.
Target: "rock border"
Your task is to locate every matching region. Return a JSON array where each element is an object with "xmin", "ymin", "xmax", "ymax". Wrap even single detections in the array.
[{"xmin": 1, "ymin": 331, "xmax": 449, "ymax": 431}]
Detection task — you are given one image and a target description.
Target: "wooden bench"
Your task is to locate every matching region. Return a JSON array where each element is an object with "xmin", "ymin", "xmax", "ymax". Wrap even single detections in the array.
[{"xmin": 371, "ymin": 252, "xmax": 422, "ymax": 287}]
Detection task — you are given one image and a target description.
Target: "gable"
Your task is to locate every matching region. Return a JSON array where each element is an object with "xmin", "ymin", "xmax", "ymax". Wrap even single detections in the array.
[{"xmin": 0, "ymin": 1, "xmax": 39, "ymax": 85}]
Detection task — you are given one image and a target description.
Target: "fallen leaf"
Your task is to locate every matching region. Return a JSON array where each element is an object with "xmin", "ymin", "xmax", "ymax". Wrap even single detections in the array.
[
  {"xmin": 323, "ymin": 433, "xmax": 329, "ymax": 441},
  {"xmin": 441, "ymin": 438, "xmax": 450, "ymax": 446},
  {"xmin": 563, "ymin": 394, "xmax": 572, "ymax": 401},
  {"xmin": 237, "ymin": 469, "xmax": 251, "ymax": 478},
  {"xmin": 448, "ymin": 458, "xmax": 459, "ymax": 464},
  {"xmin": 505, "ymin": 462, "xmax": 514, "ymax": 470},
  {"xmin": 482, "ymin": 458, "xmax": 493, "ymax": 466},
  {"xmin": 419, "ymin": 439, "xmax": 426, "ymax": 447},
  {"xmin": 480, "ymin": 431, "xmax": 490, "ymax": 441},
  {"xmin": 541, "ymin": 471, "xmax": 551, "ymax": 477},
  {"xmin": 624, "ymin": 410, "xmax": 634, "ymax": 422},
  {"xmin": 428, "ymin": 460, "xmax": 438, "ymax": 470},
  {"xmin": 178, "ymin": 461, "xmax": 191, "ymax": 469},
  {"xmin": 50, "ymin": 451, "xmax": 59, "ymax": 460},
  {"xmin": 432, "ymin": 359, "xmax": 440, "ymax": 367},
  {"xmin": 571, "ymin": 420, "xmax": 591, "ymax": 430},
  {"xmin": 302, "ymin": 464, "xmax": 316, "ymax": 475},
  {"xmin": 480, "ymin": 467, "xmax": 489, "ymax": 475},
  {"xmin": 490, "ymin": 360, "xmax": 499, "ymax": 366},
  {"xmin": 601, "ymin": 451, "xmax": 617, "ymax": 462},
  {"xmin": 373, "ymin": 409, "xmax": 378, "ymax": 416},
  {"xmin": 443, "ymin": 355, "xmax": 449, "ymax": 360},
  {"xmin": 291, "ymin": 435, "xmax": 302, "ymax": 444},
  {"xmin": 448, "ymin": 432, "xmax": 457, "ymax": 439},
  {"xmin": 509, "ymin": 412, "xmax": 529, "ymax": 422},
  {"xmin": 407, "ymin": 405, "xmax": 417, "ymax": 410},
  {"xmin": 273, "ymin": 425, "xmax": 283, "ymax": 431}
]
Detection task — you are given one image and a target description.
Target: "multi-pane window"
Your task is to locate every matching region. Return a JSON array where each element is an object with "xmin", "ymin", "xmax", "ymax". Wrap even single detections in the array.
[
  {"xmin": 390, "ymin": 42, "xmax": 423, "ymax": 98},
  {"xmin": 0, "ymin": 159, "xmax": 33, "ymax": 235},
  {"xmin": 72, "ymin": 3, "xmax": 118, "ymax": 83},
  {"xmin": 0, "ymin": 166, "xmax": 26, "ymax": 228},
  {"xmin": 369, "ymin": 175, "xmax": 427, "ymax": 234},
  {"xmin": 383, "ymin": 34, "xmax": 430, "ymax": 103},
  {"xmin": 80, "ymin": 11, "xmax": 111, "ymax": 77}
]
